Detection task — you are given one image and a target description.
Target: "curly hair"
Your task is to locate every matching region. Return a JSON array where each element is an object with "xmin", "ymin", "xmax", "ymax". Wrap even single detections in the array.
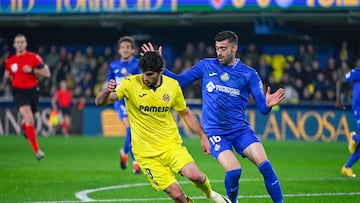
[{"xmin": 138, "ymin": 51, "xmax": 164, "ymax": 73}]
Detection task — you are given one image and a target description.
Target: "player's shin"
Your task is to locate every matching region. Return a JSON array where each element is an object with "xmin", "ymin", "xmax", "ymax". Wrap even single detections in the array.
[
  {"xmin": 193, "ymin": 175, "xmax": 212, "ymax": 197},
  {"xmin": 258, "ymin": 160, "xmax": 283, "ymax": 203},
  {"xmin": 25, "ymin": 124, "xmax": 40, "ymax": 153},
  {"xmin": 225, "ymin": 169, "xmax": 241, "ymax": 203}
]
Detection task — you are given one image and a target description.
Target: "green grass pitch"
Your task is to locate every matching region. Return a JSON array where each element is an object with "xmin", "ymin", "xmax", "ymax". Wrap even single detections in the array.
[{"xmin": 0, "ymin": 135, "xmax": 359, "ymax": 203}]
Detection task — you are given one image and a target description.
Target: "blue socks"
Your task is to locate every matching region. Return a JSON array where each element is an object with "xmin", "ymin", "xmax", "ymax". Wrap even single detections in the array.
[
  {"xmin": 353, "ymin": 133, "xmax": 360, "ymax": 142},
  {"xmin": 258, "ymin": 160, "xmax": 283, "ymax": 203},
  {"xmin": 345, "ymin": 153, "xmax": 360, "ymax": 168},
  {"xmin": 123, "ymin": 127, "xmax": 131, "ymax": 153},
  {"xmin": 123, "ymin": 127, "xmax": 135, "ymax": 161},
  {"xmin": 345, "ymin": 133, "xmax": 360, "ymax": 168},
  {"xmin": 225, "ymin": 169, "xmax": 241, "ymax": 203}
]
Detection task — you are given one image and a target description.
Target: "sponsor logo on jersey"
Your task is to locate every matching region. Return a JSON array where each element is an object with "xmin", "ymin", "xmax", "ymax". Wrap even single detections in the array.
[
  {"xmin": 139, "ymin": 93, "xmax": 147, "ymax": 97},
  {"xmin": 209, "ymin": 72, "xmax": 217, "ymax": 76},
  {"xmin": 206, "ymin": 81, "xmax": 216, "ymax": 93},
  {"xmin": 139, "ymin": 105, "xmax": 170, "ymax": 112},
  {"xmin": 206, "ymin": 82, "xmax": 240, "ymax": 97}
]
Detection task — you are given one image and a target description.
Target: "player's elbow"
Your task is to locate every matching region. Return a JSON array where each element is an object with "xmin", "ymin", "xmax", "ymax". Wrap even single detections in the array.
[
  {"xmin": 94, "ymin": 98, "xmax": 108, "ymax": 106},
  {"xmin": 42, "ymin": 65, "xmax": 51, "ymax": 78},
  {"xmin": 43, "ymin": 73, "xmax": 51, "ymax": 78},
  {"xmin": 94, "ymin": 99, "xmax": 102, "ymax": 106}
]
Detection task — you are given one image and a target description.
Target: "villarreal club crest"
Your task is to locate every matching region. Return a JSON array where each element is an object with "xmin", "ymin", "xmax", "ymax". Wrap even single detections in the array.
[{"xmin": 163, "ymin": 93, "xmax": 170, "ymax": 102}]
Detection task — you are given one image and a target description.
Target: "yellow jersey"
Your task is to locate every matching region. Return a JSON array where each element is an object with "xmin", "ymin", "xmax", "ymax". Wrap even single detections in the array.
[{"xmin": 115, "ymin": 74, "xmax": 187, "ymax": 157}]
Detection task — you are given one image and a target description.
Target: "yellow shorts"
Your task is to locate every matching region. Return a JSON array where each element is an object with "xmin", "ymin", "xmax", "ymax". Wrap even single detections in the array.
[{"xmin": 136, "ymin": 144, "xmax": 194, "ymax": 191}]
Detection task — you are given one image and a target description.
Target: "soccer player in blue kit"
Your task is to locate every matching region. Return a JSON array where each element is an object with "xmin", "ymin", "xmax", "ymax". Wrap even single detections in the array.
[
  {"xmin": 142, "ymin": 30, "xmax": 285, "ymax": 203},
  {"xmin": 107, "ymin": 36, "xmax": 141, "ymax": 174},
  {"xmin": 336, "ymin": 67, "xmax": 360, "ymax": 177}
]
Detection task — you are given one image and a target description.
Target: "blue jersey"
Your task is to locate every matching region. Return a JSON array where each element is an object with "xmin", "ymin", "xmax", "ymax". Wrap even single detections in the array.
[
  {"xmin": 107, "ymin": 57, "xmax": 141, "ymax": 83},
  {"xmin": 107, "ymin": 57, "xmax": 141, "ymax": 117},
  {"xmin": 164, "ymin": 58, "xmax": 270, "ymax": 136},
  {"xmin": 344, "ymin": 67, "xmax": 360, "ymax": 110}
]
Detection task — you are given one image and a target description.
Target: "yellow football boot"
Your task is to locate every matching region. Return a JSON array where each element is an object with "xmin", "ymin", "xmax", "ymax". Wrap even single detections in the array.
[
  {"xmin": 341, "ymin": 166, "xmax": 356, "ymax": 177},
  {"xmin": 348, "ymin": 131, "xmax": 357, "ymax": 154}
]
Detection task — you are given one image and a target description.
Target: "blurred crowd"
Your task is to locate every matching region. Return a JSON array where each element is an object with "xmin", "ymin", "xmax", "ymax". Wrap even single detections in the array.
[{"xmin": 0, "ymin": 40, "xmax": 359, "ymax": 106}]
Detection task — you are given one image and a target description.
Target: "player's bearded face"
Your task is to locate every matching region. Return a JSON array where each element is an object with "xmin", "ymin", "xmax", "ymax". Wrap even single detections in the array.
[
  {"xmin": 215, "ymin": 40, "xmax": 236, "ymax": 66},
  {"xmin": 142, "ymin": 71, "xmax": 160, "ymax": 88}
]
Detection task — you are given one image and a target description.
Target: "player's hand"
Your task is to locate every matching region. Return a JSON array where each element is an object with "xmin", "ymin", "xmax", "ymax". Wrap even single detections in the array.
[
  {"xmin": 22, "ymin": 65, "xmax": 33, "ymax": 74},
  {"xmin": 200, "ymin": 134, "xmax": 210, "ymax": 155},
  {"xmin": 266, "ymin": 87, "xmax": 285, "ymax": 108},
  {"xmin": 106, "ymin": 79, "xmax": 116, "ymax": 93},
  {"xmin": 141, "ymin": 42, "xmax": 163, "ymax": 56}
]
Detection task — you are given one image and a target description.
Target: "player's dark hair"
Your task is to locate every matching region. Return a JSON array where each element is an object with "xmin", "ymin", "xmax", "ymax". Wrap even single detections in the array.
[
  {"xmin": 117, "ymin": 36, "xmax": 135, "ymax": 49},
  {"xmin": 214, "ymin": 30, "xmax": 238, "ymax": 44},
  {"xmin": 138, "ymin": 51, "xmax": 164, "ymax": 73},
  {"xmin": 14, "ymin": 33, "xmax": 26, "ymax": 40},
  {"xmin": 15, "ymin": 33, "xmax": 26, "ymax": 38}
]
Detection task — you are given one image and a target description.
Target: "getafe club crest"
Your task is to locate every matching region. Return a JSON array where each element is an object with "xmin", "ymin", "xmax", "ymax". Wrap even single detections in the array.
[
  {"xmin": 220, "ymin": 72, "xmax": 230, "ymax": 81},
  {"xmin": 209, "ymin": 0, "xmax": 225, "ymax": 9},
  {"xmin": 162, "ymin": 93, "xmax": 170, "ymax": 102}
]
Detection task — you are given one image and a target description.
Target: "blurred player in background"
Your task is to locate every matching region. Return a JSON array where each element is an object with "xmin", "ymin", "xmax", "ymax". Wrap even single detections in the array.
[
  {"xmin": 51, "ymin": 80, "xmax": 73, "ymax": 137},
  {"xmin": 95, "ymin": 51, "xmax": 230, "ymax": 203},
  {"xmin": 107, "ymin": 36, "xmax": 142, "ymax": 174},
  {"xmin": 4, "ymin": 33, "xmax": 51, "ymax": 161},
  {"xmin": 336, "ymin": 67, "xmax": 360, "ymax": 177},
  {"xmin": 142, "ymin": 30, "xmax": 284, "ymax": 203}
]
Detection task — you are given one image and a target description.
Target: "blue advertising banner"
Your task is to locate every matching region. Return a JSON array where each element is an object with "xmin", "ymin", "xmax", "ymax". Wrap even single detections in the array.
[
  {"xmin": 0, "ymin": 0, "xmax": 359, "ymax": 14},
  {"xmin": 1, "ymin": 102, "xmax": 353, "ymax": 142},
  {"xmin": 83, "ymin": 105, "xmax": 356, "ymax": 142}
]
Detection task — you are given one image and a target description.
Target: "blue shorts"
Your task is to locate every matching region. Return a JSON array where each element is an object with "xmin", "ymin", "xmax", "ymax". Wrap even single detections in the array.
[
  {"xmin": 353, "ymin": 108, "xmax": 360, "ymax": 131},
  {"xmin": 208, "ymin": 127, "xmax": 261, "ymax": 160},
  {"xmin": 114, "ymin": 99, "xmax": 128, "ymax": 120}
]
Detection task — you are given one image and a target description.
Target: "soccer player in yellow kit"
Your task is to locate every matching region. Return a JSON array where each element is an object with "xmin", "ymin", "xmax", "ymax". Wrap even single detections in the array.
[{"xmin": 95, "ymin": 51, "xmax": 230, "ymax": 203}]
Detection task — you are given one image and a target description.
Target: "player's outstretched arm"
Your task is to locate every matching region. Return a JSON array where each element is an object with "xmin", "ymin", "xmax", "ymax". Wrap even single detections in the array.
[
  {"xmin": 178, "ymin": 107, "xmax": 210, "ymax": 154},
  {"xmin": 265, "ymin": 86, "xmax": 285, "ymax": 108},
  {"xmin": 95, "ymin": 79, "xmax": 118, "ymax": 106}
]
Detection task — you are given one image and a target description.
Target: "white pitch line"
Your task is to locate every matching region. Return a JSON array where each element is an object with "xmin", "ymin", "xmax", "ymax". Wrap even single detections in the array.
[
  {"xmin": 23, "ymin": 192, "xmax": 360, "ymax": 203},
  {"xmin": 22, "ymin": 177, "xmax": 360, "ymax": 203},
  {"xmin": 75, "ymin": 182, "xmax": 150, "ymax": 201}
]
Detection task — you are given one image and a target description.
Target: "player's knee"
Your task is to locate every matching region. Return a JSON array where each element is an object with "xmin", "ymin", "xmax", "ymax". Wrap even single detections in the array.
[{"xmin": 187, "ymin": 171, "xmax": 204, "ymax": 183}]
